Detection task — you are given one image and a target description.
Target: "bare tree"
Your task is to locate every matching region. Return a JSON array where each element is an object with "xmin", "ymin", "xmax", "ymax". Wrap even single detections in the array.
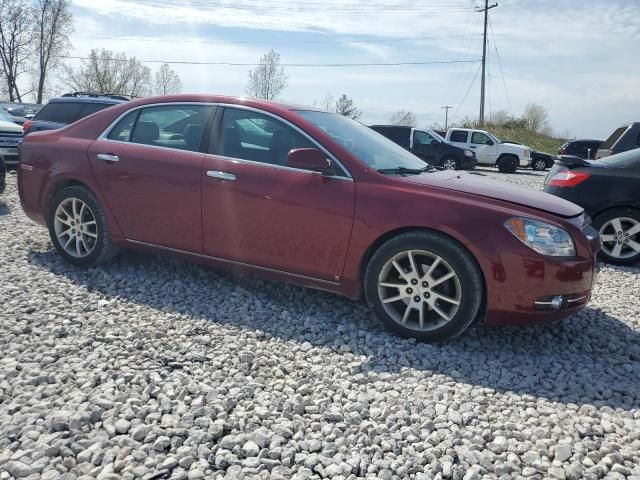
[
  {"xmin": 246, "ymin": 49, "xmax": 288, "ymax": 100},
  {"xmin": 0, "ymin": 0, "xmax": 33, "ymax": 101},
  {"xmin": 335, "ymin": 94, "xmax": 361, "ymax": 120},
  {"xmin": 522, "ymin": 102, "xmax": 549, "ymax": 133},
  {"xmin": 33, "ymin": 0, "xmax": 73, "ymax": 104},
  {"xmin": 153, "ymin": 63, "xmax": 182, "ymax": 95},
  {"xmin": 389, "ymin": 110, "xmax": 417, "ymax": 127},
  {"xmin": 62, "ymin": 49, "xmax": 151, "ymax": 97}
]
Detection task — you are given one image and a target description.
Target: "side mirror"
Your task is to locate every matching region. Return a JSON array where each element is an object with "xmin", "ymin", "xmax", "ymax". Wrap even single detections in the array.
[
  {"xmin": 287, "ymin": 148, "xmax": 333, "ymax": 174},
  {"xmin": 486, "ymin": 139, "xmax": 494, "ymax": 146}
]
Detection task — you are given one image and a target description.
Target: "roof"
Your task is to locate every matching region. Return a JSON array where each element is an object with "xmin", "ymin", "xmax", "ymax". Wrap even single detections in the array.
[
  {"xmin": 49, "ymin": 96, "xmax": 125, "ymax": 105},
  {"xmin": 567, "ymin": 139, "xmax": 603, "ymax": 143}
]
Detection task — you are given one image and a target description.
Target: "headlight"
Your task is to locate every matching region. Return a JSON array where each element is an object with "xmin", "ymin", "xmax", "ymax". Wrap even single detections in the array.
[
  {"xmin": 524, "ymin": 149, "xmax": 531, "ymax": 157},
  {"xmin": 504, "ymin": 217, "xmax": 575, "ymax": 257},
  {"xmin": 464, "ymin": 149, "xmax": 474, "ymax": 157}
]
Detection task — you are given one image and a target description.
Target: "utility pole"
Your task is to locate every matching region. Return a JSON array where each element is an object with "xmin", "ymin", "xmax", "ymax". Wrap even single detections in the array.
[
  {"xmin": 441, "ymin": 105, "xmax": 453, "ymax": 130},
  {"xmin": 478, "ymin": 0, "xmax": 498, "ymax": 126}
]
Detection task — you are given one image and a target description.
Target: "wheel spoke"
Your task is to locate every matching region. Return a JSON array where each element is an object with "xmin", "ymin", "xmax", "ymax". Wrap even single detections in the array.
[
  {"xmin": 79, "ymin": 202, "xmax": 86, "ymax": 221},
  {"xmin": 407, "ymin": 251, "xmax": 418, "ymax": 276},
  {"xmin": 433, "ymin": 292, "xmax": 460, "ymax": 306},
  {"xmin": 431, "ymin": 271, "xmax": 455, "ymax": 287},
  {"xmin": 382, "ymin": 293, "xmax": 409, "ymax": 304},
  {"xmin": 392, "ymin": 260, "xmax": 409, "ymax": 280},
  {"xmin": 81, "ymin": 220, "xmax": 96, "ymax": 228},
  {"xmin": 75, "ymin": 236, "xmax": 83, "ymax": 256},
  {"xmin": 612, "ymin": 243, "xmax": 623, "ymax": 258},
  {"xmin": 80, "ymin": 236, "xmax": 90, "ymax": 254},
  {"xmin": 611, "ymin": 218, "xmax": 623, "ymax": 233},
  {"xmin": 431, "ymin": 303, "xmax": 451, "ymax": 322},
  {"xmin": 628, "ymin": 239, "xmax": 640, "ymax": 253},
  {"xmin": 57, "ymin": 227, "xmax": 73, "ymax": 240},
  {"xmin": 64, "ymin": 235, "xmax": 74, "ymax": 249},
  {"xmin": 418, "ymin": 303, "xmax": 425, "ymax": 329},
  {"xmin": 380, "ymin": 281, "xmax": 406, "ymax": 289},
  {"xmin": 626, "ymin": 224, "xmax": 640, "ymax": 236},
  {"xmin": 401, "ymin": 304, "xmax": 412, "ymax": 325},
  {"xmin": 60, "ymin": 205, "xmax": 73, "ymax": 220},
  {"xmin": 56, "ymin": 216, "xmax": 72, "ymax": 227},
  {"xmin": 600, "ymin": 234, "xmax": 615, "ymax": 242},
  {"xmin": 83, "ymin": 230, "xmax": 98, "ymax": 239},
  {"xmin": 423, "ymin": 257, "xmax": 441, "ymax": 280}
]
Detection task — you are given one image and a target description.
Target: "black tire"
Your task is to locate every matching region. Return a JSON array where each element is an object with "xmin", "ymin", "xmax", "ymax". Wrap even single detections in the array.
[
  {"xmin": 441, "ymin": 156, "xmax": 460, "ymax": 170},
  {"xmin": 593, "ymin": 208, "xmax": 640, "ymax": 266},
  {"xmin": 497, "ymin": 155, "xmax": 518, "ymax": 173},
  {"xmin": 532, "ymin": 158, "xmax": 547, "ymax": 171},
  {"xmin": 364, "ymin": 231, "xmax": 484, "ymax": 343},
  {"xmin": 48, "ymin": 186, "xmax": 120, "ymax": 267}
]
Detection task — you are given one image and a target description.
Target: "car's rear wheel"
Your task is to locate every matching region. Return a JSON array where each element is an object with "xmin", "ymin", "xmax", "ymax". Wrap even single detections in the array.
[
  {"xmin": 532, "ymin": 158, "xmax": 547, "ymax": 171},
  {"xmin": 49, "ymin": 186, "xmax": 119, "ymax": 267},
  {"xmin": 497, "ymin": 156, "xmax": 518, "ymax": 173},
  {"xmin": 594, "ymin": 208, "xmax": 640, "ymax": 265},
  {"xmin": 364, "ymin": 231, "xmax": 483, "ymax": 342},
  {"xmin": 441, "ymin": 156, "xmax": 459, "ymax": 170}
]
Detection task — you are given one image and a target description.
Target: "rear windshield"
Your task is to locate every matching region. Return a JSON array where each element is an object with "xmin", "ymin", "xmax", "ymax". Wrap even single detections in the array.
[
  {"xmin": 601, "ymin": 126, "xmax": 628, "ymax": 150},
  {"xmin": 596, "ymin": 147, "xmax": 640, "ymax": 168},
  {"xmin": 35, "ymin": 102, "xmax": 113, "ymax": 124}
]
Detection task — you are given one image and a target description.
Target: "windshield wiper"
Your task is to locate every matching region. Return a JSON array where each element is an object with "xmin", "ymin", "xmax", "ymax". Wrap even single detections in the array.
[{"xmin": 376, "ymin": 166, "xmax": 435, "ymax": 175}]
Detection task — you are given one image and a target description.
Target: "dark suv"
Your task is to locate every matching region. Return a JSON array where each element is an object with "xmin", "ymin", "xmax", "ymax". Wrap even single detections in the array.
[
  {"xmin": 596, "ymin": 123, "xmax": 640, "ymax": 159},
  {"xmin": 370, "ymin": 125, "xmax": 476, "ymax": 170},
  {"xmin": 558, "ymin": 139, "xmax": 603, "ymax": 160},
  {"xmin": 23, "ymin": 92, "xmax": 129, "ymax": 136}
]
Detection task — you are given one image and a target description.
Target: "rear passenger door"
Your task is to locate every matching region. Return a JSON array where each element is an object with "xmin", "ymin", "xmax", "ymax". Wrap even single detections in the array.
[{"xmin": 88, "ymin": 103, "xmax": 215, "ymax": 252}]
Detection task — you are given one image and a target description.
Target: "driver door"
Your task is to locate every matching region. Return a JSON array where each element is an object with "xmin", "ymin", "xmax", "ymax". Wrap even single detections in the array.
[
  {"xmin": 411, "ymin": 130, "xmax": 437, "ymax": 164},
  {"xmin": 470, "ymin": 131, "xmax": 496, "ymax": 164}
]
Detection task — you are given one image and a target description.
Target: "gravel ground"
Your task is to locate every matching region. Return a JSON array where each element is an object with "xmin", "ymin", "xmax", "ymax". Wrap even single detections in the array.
[{"xmin": 1, "ymin": 168, "xmax": 639, "ymax": 480}]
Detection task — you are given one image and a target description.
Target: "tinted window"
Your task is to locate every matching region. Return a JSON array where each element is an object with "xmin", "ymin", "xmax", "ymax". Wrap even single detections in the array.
[
  {"xmin": 107, "ymin": 110, "xmax": 139, "ymax": 142},
  {"xmin": 413, "ymin": 130, "xmax": 435, "ymax": 146},
  {"xmin": 79, "ymin": 103, "xmax": 114, "ymax": 119},
  {"xmin": 219, "ymin": 108, "xmax": 315, "ymax": 167},
  {"xmin": 471, "ymin": 132, "xmax": 491, "ymax": 144},
  {"xmin": 129, "ymin": 105, "xmax": 213, "ymax": 152},
  {"xmin": 373, "ymin": 128, "xmax": 410, "ymax": 149},
  {"xmin": 34, "ymin": 102, "xmax": 83, "ymax": 124},
  {"xmin": 449, "ymin": 130, "xmax": 468, "ymax": 143},
  {"xmin": 601, "ymin": 126, "xmax": 628, "ymax": 150}
]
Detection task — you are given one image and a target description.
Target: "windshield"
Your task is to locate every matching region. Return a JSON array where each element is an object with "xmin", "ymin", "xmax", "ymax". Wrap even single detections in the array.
[
  {"xmin": 596, "ymin": 147, "xmax": 640, "ymax": 168},
  {"xmin": 0, "ymin": 110, "xmax": 14, "ymax": 123},
  {"xmin": 428, "ymin": 129, "xmax": 446, "ymax": 143},
  {"xmin": 295, "ymin": 110, "xmax": 426, "ymax": 170}
]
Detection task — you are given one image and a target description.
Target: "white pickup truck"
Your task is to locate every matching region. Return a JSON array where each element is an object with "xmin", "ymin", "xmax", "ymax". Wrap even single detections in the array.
[{"xmin": 445, "ymin": 128, "xmax": 533, "ymax": 173}]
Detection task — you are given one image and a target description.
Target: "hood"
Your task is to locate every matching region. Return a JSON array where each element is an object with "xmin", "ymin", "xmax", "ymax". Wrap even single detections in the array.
[
  {"xmin": 402, "ymin": 171, "xmax": 583, "ymax": 218},
  {"xmin": 0, "ymin": 119, "xmax": 21, "ymax": 133}
]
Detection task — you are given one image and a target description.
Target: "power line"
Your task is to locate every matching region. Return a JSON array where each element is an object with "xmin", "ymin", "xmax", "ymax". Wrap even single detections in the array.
[
  {"xmin": 59, "ymin": 56, "xmax": 481, "ymax": 67},
  {"xmin": 451, "ymin": 62, "xmax": 481, "ymax": 119},
  {"xmin": 489, "ymin": 17, "xmax": 512, "ymax": 116}
]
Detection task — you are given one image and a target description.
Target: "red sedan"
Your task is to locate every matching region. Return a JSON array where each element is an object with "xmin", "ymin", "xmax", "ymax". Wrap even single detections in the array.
[{"xmin": 18, "ymin": 95, "xmax": 600, "ymax": 342}]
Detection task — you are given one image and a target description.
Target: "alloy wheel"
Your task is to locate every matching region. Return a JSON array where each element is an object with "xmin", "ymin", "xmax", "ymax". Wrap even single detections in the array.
[
  {"xmin": 377, "ymin": 249, "xmax": 461, "ymax": 332},
  {"xmin": 599, "ymin": 217, "xmax": 640, "ymax": 259},
  {"xmin": 53, "ymin": 197, "xmax": 98, "ymax": 258},
  {"xmin": 442, "ymin": 158, "xmax": 457, "ymax": 170},
  {"xmin": 533, "ymin": 159, "xmax": 546, "ymax": 171}
]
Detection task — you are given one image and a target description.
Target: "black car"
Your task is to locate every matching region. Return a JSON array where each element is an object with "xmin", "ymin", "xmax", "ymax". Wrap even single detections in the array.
[
  {"xmin": 505, "ymin": 140, "xmax": 555, "ymax": 170},
  {"xmin": 596, "ymin": 123, "xmax": 640, "ymax": 159},
  {"xmin": 370, "ymin": 125, "xmax": 476, "ymax": 170},
  {"xmin": 544, "ymin": 149, "xmax": 640, "ymax": 265},
  {"xmin": 0, "ymin": 156, "xmax": 6, "ymax": 195},
  {"xmin": 558, "ymin": 139, "xmax": 603, "ymax": 160},
  {"xmin": 24, "ymin": 92, "xmax": 129, "ymax": 136}
]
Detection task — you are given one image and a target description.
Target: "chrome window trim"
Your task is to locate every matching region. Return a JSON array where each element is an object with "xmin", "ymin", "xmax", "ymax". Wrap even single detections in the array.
[
  {"xmin": 127, "ymin": 239, "xmax": 340, "ymax": 286},
  {"xmin": 97, "ymin": 101, "xmax": 353, "ymax": 179}
]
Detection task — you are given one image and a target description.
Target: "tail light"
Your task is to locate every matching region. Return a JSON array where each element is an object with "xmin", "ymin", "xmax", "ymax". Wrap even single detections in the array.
[
  {"xmin": 547, "ymin": 170, "xmax": 590, "ymax": 187},
  {"xmin": 22, "ymin": 119, "xmax": 31, "ymax": 134}
]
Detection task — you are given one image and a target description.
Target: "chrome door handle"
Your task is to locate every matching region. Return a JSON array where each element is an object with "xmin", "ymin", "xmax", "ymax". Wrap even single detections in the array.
[
  {"xmin": 97, "ymin": 153, "xmax": 119, "ymax": 163},
  {"xmin": 207, "ymin": 171, "xmax": 236, "ymax": 181}
]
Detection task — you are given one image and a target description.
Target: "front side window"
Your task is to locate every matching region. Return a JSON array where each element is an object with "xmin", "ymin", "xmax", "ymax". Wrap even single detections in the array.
[
  {"xmin": 413, "ymin": 131, "xmax": 435, "ymax": 146},
  {"xmin": 449, "ymin": 130, "xmax": 468, "ymax": 143},
  {"xmin": 219, "ymin": 108, "xmax": 315, "ymax": 167},
  {"xmin": 471, "ymin": 132, "xmax": 491, "ymax": 145},
  {"xmin": 127, "ymin": 105, "xmax": 213, "ymax": 152}
]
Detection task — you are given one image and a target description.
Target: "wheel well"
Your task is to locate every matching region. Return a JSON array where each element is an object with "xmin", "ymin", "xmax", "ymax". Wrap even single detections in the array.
[
  {"xmin": 495, "ymin": 153, "xmax": 518, "ymax": 165},
  {"xmin": 46, "ymin": 179, "xmax": 91, "ymax": 215},
  {"xmin": 592, "ymin": 205, "xmax": 640, "ymax": 224},
  {"xmin": 358, "ymin": 227, "xmax": 487, "ymax": 309}
]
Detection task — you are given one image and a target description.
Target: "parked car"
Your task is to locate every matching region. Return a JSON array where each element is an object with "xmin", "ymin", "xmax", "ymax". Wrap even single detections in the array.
[
  {"xmin": 497, "ymin": 139, "xmax": 554, "ymax": 171},
  {"xmin": 0, "ymin": 155, "xmax": 5, "ymax": 195},
  {"xmin": 18, "ymin": 94, "xmax": 600, "ymax": 342},
  {"xmin": 0, "ymin": 114, "xmax": 23, "ymax": 168},
  {"xmin": 370, "ymin": 125, "xmax": 476, "ymax": 170},
  {"xmin": 1, "ymin": 102, "xmax": 41, "ymax": 120},
  {"xmin": 558, "ymin": 139, "xmax": 602, "ymax": 160},
  {"xmin": 544, "ymin": 149, "xmax": 640, "ymax": 265},
  {"xmin": 596, "ymin": 123, "xmax": 640, "ymax": 159},
  {"xmin": 23, "ymin": 92, "xmax": 129, "ymax": 136},
  {"xmin": 0, "ymin": 108, "xmax": 26, "ymax": 126},
  {"xmin": 445, "ymin": 128, "xmax": 533, "ymax": 173}
]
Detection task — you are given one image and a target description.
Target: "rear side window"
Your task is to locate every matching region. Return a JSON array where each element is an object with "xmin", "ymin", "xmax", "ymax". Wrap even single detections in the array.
[
  {"xmin": 601, "ymin": 126, "xmax": 628, "ymax": 150},
  {"xmin": 380, "ymin": 129, "xmax": 410, "ymax": 149},
  {"xmin": 449, "ymin": 130, "xmax": 468, "ymax": 143},
  {"xmin": 78, "ymin": 103, "xmax": 114, "ymax": 119},
  {"xmin": 34, "ymin": 102, "xmax": 83, "ymax": 124},
  {"xmin": 128, "ymin": 105, "xmax": 214, "ymax": 152}
]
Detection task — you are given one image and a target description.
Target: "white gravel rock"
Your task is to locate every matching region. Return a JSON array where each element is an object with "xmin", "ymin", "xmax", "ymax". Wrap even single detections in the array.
[{"xmin": 0, "ymin": 170, "xmax": 639, "ymax": 478}]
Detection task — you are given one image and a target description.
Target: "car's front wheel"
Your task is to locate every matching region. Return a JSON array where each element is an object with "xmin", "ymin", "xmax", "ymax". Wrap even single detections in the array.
[
  {"xmin": 595, "ymin": 208, "xmax": 640, "ymax": 265},
  {"xmin": 441, "ymin": 156, "xmax": 459, "ymax": 170},
  {"xmin": 497, "ymin": 155, "xmax": 518, "ymax": 173},
  {"xmin": 48, "ymin": 186, "xmax": 119, "ymax": 267},
  {"xmin": 364, "ymin": 231, "xmax": 483, "ymax": 342},
  {"xmin": 532, "ymin": 158, "xmax": 547, "ymax": 171}
]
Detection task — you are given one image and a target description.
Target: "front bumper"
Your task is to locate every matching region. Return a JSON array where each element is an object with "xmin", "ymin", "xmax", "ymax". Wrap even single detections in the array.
[
  {"xmin": 0, "ymin": 147, "xmax": 19, "ymax": 167},
  {"xmin": 461, "ymin": 156, "xmax": 477, "ymax": 170}
]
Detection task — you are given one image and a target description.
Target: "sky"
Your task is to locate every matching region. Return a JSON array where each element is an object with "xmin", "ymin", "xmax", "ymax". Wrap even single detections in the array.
[{"xmin": 65, "ymin": 0, "xmax": 640, "ymax": 139}]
